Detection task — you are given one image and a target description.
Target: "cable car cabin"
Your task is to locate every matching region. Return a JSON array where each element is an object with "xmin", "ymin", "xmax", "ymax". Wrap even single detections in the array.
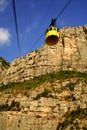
[{"xmin": 45, "ymin": 26, "xmax": 59, "ymax": 46}]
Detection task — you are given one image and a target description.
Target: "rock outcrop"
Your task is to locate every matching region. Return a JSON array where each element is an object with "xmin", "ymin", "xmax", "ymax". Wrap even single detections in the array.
[
  {"xmin": 0, "ymin": 25, "xmax": 87, "ymax": 130},
  {"xmin": 0, "ymin": 57, "xmax": 9, "ymax": 82},
  {"xmin": 0, "ymin": 25, "xmax": 87, "ymax": 84},
  {"xmin": 0, "ymin": 74, "xmax": 87, "ymax": 130}
]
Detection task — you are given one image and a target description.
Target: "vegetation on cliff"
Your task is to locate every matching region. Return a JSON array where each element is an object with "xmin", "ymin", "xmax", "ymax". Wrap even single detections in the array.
[
  {"xmin": 0, "ymin": 70, "xmax": 87, "ymax": 130},
  {"xmin": 0, "ymin": 57, "xmax": 9, "ymax": 68},
  {"xmin": 0, "ymin": 70, "xmax": 87, "ymax": 91},
  {"xmin": 57, "ymin": 107, "xmax": 87, "ymax": 130}
]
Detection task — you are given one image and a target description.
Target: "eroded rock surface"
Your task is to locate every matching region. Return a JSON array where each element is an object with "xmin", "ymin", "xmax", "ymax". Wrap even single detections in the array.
[{"xmin": 0, "ymin": 25, "xmax": 87, "ymax": 84}]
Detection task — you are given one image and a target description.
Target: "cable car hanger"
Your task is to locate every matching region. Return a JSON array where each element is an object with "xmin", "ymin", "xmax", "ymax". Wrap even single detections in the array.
[{"xmin": 45, "ymin": 0, "xmax": 72, "ymax": 46}]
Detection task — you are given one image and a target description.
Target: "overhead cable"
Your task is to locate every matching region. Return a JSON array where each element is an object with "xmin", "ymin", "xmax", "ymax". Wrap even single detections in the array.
[
  {"xmin": 56, "ymin": 0, "xmax": 72, "ymax": 20},
  {"xmin": 29, "ymin": 0, "xmax": 54, "ymax": 51},
  {"xmin": 29, "ymin": 32, "xmax": 44, "ymax": 51},
  {"xmin": 12, "ymin": 0, "xmax": 21, "ymax": 57}
]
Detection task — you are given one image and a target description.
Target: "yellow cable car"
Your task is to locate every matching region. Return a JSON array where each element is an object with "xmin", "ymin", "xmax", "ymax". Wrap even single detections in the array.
[{"xmin": 45, "ymin": 19, "xmax": 59, "ymax": 46}]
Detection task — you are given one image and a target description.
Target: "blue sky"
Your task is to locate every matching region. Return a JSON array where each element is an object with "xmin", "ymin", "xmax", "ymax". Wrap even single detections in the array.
[{"xmin": 0, "ymin": 0, "xmax": 87, "ymax": 62}]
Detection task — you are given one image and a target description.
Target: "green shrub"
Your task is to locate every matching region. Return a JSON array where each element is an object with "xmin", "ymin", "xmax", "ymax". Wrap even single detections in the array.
[
  {"xmin": 0, "ymin": 103, "xmax": 9, "ymax": 111},
  {"xmin": 33, "ymin": 88, "xmax": 53, "ymax": 100},
  {"xmin": 0, "ymin": 70, "xmax": 87, "ymax": 92},
  {"xmin": 57, "ymin": 107, "xmax": 87, "ymax": 129},
  {"xmin": 0, "ymin": 100, "xmax": 20, "ymax": 111}
]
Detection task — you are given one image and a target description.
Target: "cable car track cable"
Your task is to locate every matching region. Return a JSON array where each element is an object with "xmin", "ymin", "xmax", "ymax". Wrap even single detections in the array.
[
  {"xmin": 56, "ymin": 0, "xmax": 72, "ymax": 20},
  {"xmin": 12, "ymin": 0, "xmax": 21, "ymax": 57},
  {"xmin": 29, "ymin": 32, "xmax": 44, "ymax": 51},
  {"xmin": 28, "ymin": 0, "xmax": 54, "ymax": 52}
]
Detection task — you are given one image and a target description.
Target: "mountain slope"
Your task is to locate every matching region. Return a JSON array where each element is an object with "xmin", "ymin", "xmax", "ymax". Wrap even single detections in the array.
[
  {"xmin": 1, "ymin": 25, "xmax": 87, "ymax": 85},
  {"xmin": 0, "ymin": 71, "xmax": 87, "ymax": 130}
]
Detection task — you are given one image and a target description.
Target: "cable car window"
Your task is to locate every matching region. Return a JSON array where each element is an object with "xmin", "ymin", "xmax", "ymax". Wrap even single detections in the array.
[
  {"xmin": 49, "ymin": 28, "xmax": 52, "ymax": 31},
  {"xmin": 54, "ymin": 28, "xmax": 56, "ymax": 31}
]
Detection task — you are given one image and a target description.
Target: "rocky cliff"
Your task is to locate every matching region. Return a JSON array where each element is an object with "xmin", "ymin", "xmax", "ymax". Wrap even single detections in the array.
[
  {"xmin": 0, "ymin": 25, "xmax": 87, "ymax": 85},
  {"xmin": 0, "ymin": 71, "xmax": 87, "ymax": 130},
  {"xmin": 0, "ymin": 57, "xmax": 9, "ymax": 72},
  {"xmin": 0, "ymin": 57, "xmax": 9, "ymax": 82},
  {"xmin": 0, "ymin": 25, "xmax": 87, "ymax": 130}
]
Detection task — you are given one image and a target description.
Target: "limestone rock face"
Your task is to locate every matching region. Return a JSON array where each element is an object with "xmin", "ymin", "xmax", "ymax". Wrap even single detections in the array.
[
  {"xmin": 0, "ymin": 57, "xmax": 9, "ymax": 83},
  {"xmin": 0, "ymin": 77, "xmax": 87, "ymax": 130},
  {"xmin": 1, "ymin": 25, "xmax": 87, "ymax": 84}
]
